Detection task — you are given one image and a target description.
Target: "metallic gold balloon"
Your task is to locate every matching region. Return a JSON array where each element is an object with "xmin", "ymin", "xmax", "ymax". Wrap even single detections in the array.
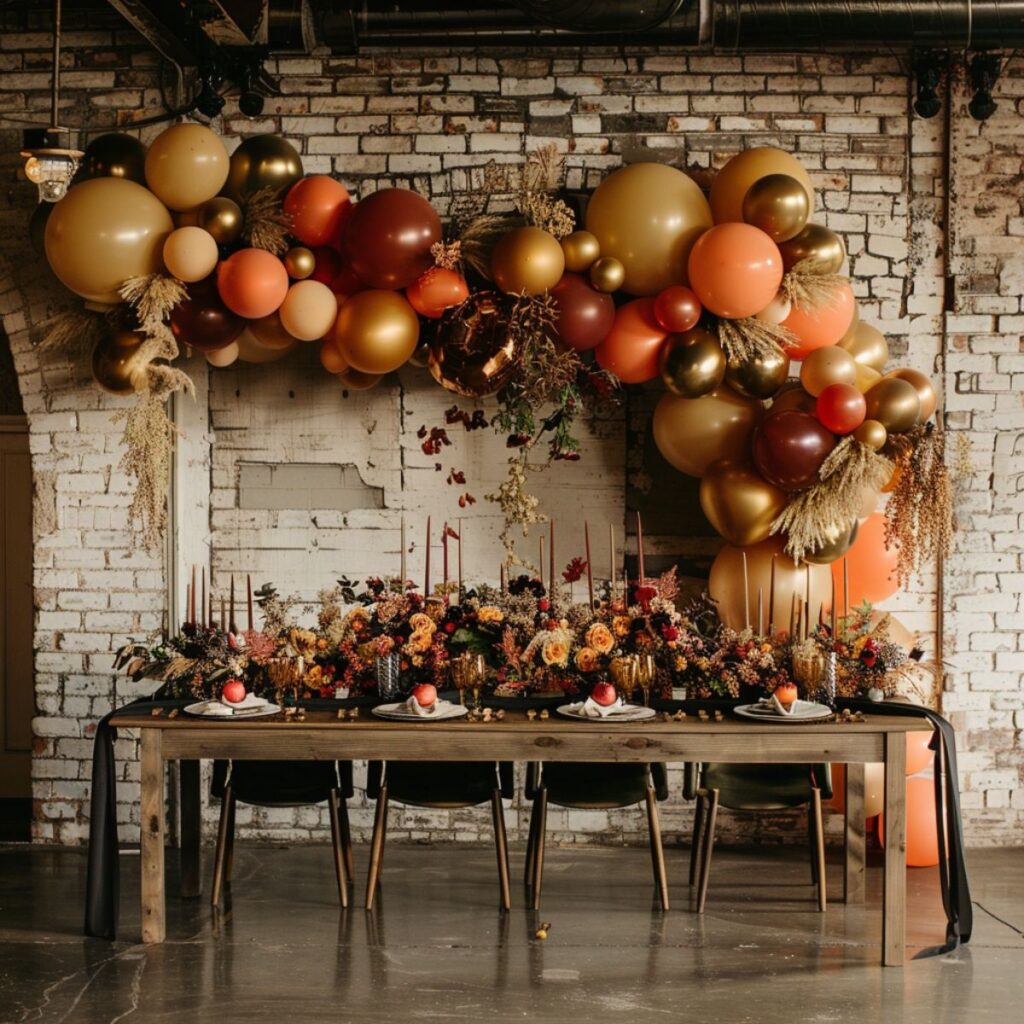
[
  {"xmin": 725, "ymin": 349, "xmax": 791, "ymax": 400},
  {"xmin": 799, "ymin": 345, "xmax": 857, "ymax": 397},
  {"xmin": 778, "ymin": 223, "xmax": 847, "ymax": 274},
  {"xmin": 248, "ymin": 310, "xmax": 299, "ymax": 350},
  {"xmin": 331, "ymin": 289, "xmax": 420, "ymax": 375},
  {"xmin": 91, "ymin": 330, "xmax": 149, "ymax": 395},
  {"xmin": 337, "ymin": 367, "xmax": 383, "ymax": 391},
  {"xmin": 864, "ymin": 378, "xmax": 921, "ymax": 434},
  {"xmin": 839, "ymin": 321, "xmax": 888, "ymax": 372},
  {"xmin": 886, "ymin": 368, "xmax": 937, "ymax": 422},
  {"xmin": 741, "ymin": 173, "xmax": 810, "ymax": 243},
  {"xmin": 561, "ymin": 230, "xmax": 600, "ymax": 272},
  {"xmin": 198, "ymin": 197, "xmax": 244, "ymax": 245},
  {"xmin": 658, "ymin": 328, "xmax": 726, "ymax": 399},
  {"xmin": 589, "ymin": 256, "xmax": 625, "ymax": 293},
  {"xmin": 699, "ymin": 459, "xmax": 789, "ymax": 547},
  {"xmin": 80, "ymin": 133, "xmax": 147, "ymax": 185},
  {"xmin": 805, "ymin": 519, "xmax": 859, "ymax": 565},
  {"xmin": 284, "ymin": 246, "xmax": 316, "ymax": 280},
  {"xmin": 427, "ymin": 291, "xmax": 523, "ymax": 398},
  {"xmin": 224, "ymin": 134, "xmax": 304, "ymax": 203},
  {"xmin": 490, "ymin": 227, "xmax": 565, "ymax": 296},
  {"xmin": 854, "ymin": 363, "xmax": 882, "ymax": 393},
  {"xmin": 853, "ymin": 419, "xmax": 888, "ymax": 451}
]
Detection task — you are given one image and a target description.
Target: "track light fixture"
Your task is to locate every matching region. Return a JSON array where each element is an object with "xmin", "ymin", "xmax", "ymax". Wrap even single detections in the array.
[
  {"xmin": 968, "ymin": 53, "xmax": 1001, "ymax": 121},
  {"xmin": 912, "ymin": 50, "xmax": 945, "ymax": 119}
]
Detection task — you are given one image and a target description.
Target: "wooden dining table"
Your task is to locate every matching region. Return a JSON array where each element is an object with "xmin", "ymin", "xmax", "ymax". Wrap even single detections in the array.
[{"xmin": 115, "ymin": 709, "xmax": 930, "ymax": 965}]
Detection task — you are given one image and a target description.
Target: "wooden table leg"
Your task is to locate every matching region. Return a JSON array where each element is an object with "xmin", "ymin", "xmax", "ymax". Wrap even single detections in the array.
[
  {"xmin": 843, "ymin": 762, "xmax": 865, "ymax": 904},
  {"xmin": 140, "ymin": 728, "xmax": 166, "ymax": 944},
  {"xmin": 179, "ymin": 759, "xmax": 201, "ymax": 898},
  {"xmin": 882, "ymin": 735, "xmax": 906, "ymax": 966}
]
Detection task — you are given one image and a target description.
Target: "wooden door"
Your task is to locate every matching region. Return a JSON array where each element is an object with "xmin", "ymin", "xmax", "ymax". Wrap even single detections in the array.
[{"xmin": 0, "ymin": 417, "xmax": 32, "ymax": 800}]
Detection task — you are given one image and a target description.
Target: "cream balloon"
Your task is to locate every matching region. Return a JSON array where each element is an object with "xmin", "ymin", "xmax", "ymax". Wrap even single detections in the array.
[
  {"xmin": 206, "ymin": 342, "xmax": 240, "ymax": 368},
  {"xmin": 162, "ymin": 226, "xmax": 219, "ymax": 283},
  {"xmin": 144, "ymin": 122, "xmax": 229, "ymax": 212},
  {"xmin": 839, "ymin": 321, "xmax": 889, "ymax": 372},
  {"xmin": 755, "ymin": 291, "xmax": 792, "ymax": 325},
  {"xmin": 278, "ymin": 280, "xmax": 339, "ymax": 341}
]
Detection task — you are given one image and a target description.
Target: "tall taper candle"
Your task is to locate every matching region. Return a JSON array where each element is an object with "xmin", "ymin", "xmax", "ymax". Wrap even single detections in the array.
[
  {"xmin": 500, "ymin": 561, "xmax": 507, "ymax": 594},
  {"xmin": 185, "ymin": 583, "xmax": 191, "ymax": 630},
  {"xmin": 742, "ymin": 550, "xmax": 750, "ymax": 631},
  {"xmin": 804, "ymin": 566, "xmax": 811, "ymax": 638},
  {"xmin": 457, "ymin": 518, "xmax": 463, "ymax": 599},
  {"xmin": 789, "ymin": 591, "xmax": 797, "ymax": 638},
  {"xmin": 424, "ymin": 516, "xmax": 431, "ymax": 597},
  {"xmin": 442, "ymin": 521, "xmax": 449, "ymax": 600},
  {"xmin": 201, "ymin": 568, "xmax": 207, "ymax": 628},
  {"xmin": 220, "ymin": 596, "xmax": 226, "ymax": 631},
  {"xmin": 757, "ymin": 587, "xmax": 764, "ymax": 637},
  {"xmin": 190, "ymin": 565, "xmax": 196, "ymax": 625},
  {"xmin": 609, "ymin": 524, "xmax": 615, "ymax": 604},
  {"xmin": 584, "ymin": 522, "xmax": 595, "ymax": 608},
  {"xmin": 768, "ymin": 555, "xmax": 776, "ymax": 635},
  {"xmin": 539, "ymin": 535, "xmax": 545, "ymax": 591},
  {"xmin": 246, "ymin": 574, "xmax": 253, "ymax": 631},
  {"xmin": 400, "ymin": 516, "xmax": 407, "ymax": 588},
  {"xmin": 229, "ymin": 575, "xmax": 236, "ymax": 634},
  {"xmin": 830, "ymin": 575, "xmax": 837, "ymax": 640},
  {"xmin": 636, "ymin": 511, "xmax": 645, "ymax": 586},
  {"xmin": 549, "ymin": 518, "xmax": 555, "ymax": 603},
  {"xmin": 842, "ymin": 558, "xmax": 849, "ymax": 632},
  {"xmin": 802, "ymin": 599, "xmax": 809, "ymax": 641}
]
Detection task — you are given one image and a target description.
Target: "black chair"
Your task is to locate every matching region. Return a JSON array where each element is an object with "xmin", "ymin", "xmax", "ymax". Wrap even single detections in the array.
[
  {"xmin": 685, "ymin": 762, "xmax": 831, "ymax": 913},
  {"xmin": 364, "ymin": 760, "xmax": 514, "ymax": 911},
  {"xmin": 210, "ymin": 759, "xmax": 355, "ymax": 907},
  {"xmin": 524, "ymin": 762, "xmax": 671, "ymax": 910}
]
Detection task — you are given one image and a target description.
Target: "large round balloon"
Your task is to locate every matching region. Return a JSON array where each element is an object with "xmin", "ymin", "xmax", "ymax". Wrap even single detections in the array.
[
  {"xmin": 224, "ymin": 135, "xmax": 303, "ymax": 202},
  {"xmin": 341, "ymin": 188, "xmax": 442, "ymax": 290},
  {"xmin": 839, "ymin": 320, "xmax": 888, "ymax": 372},
  {"xmin": 407, "ymin": 268, "xmax": 470, "ymax": 319},
  {"xmin": 709, "ymin": 147, "xmax": 815, "ymax": 226},
  {"xmin": 91, "ymin": 330, "xmax": 149, "ymax": 395},
  {"xmin": 169, "ymin": 275, "xmax": 245, "ymax": 352},
  {"xmin": 144, "ymin": 122, "xmax": 229, "ymax": 211},
  {"xmin": 699, "ymin": 460, "xmax": 788, "ymax": 547},
  {"xmin": 709, "ymin": 536, "xmax": 831, "ymax": 634},
  {"xmin": 216, "ymin": 248, "xmax": 290, "ymax": 320},
  {"xmin": 782, "ymin": 281, "xmax": 857, "ymax": 358},
  {"xmin": 658, "ymin": 328, "xmax": 726, "ymax": 398},
  {"xmin": 800, "ymin": 345, "xmax": 857, "ymax": 397},
  {"xmin": 741, "ymin": 173, "xmax": 810, "ymax": 242},
  {"xmin": 79, "ymin": 133, "xmax": 147, "ymax": 184},
  {"xmin": 491, "ymin": 226, "xmax": 565, "ymax": 296},
  {"xmin": 551, "ymin": 273, "xmax": 615, "ymax": 352},
  {"xmin": 816, "ymin": 383, "xmax": 866, "ymax": 435},
  {"xmin": 687, "ymin": 223, "xmax": 784, "ymax": 319},
  {"xmin": 594, "ymin": 298, "xmax": 667, "ymax": 384},
  {"xmin": 653, "ymin": 387, "xmax": 762, "ymax": 478},
  {"xmin": 278, "ymin": 280, "xmax": 338, "ymax": 341},
  {"xmin": 585, "ymin": 162, "xmax": 712, "ymax": 295},
  {"xmin": 778, "ymin": 223, "xmax": 846, "ymax": 274},
  {"xmin": 162, "ymin": 226, "xmax": 219, "ymax": 283},
  {"xmin": 752, "ymin": 409, "xmax": 836, "ymax": 492},
  {"xmin": 879, "ymin": 776, "xmax": 943, "ymax": 867},
  {"xmin": 831, "ymin": 512, "xmax": 898, "ymax": 607},
  {"xmin": 864, "ymin": 377, "xmax": 921, "ymax": 433},
  {"xmin": 885, "ymin": 368, "xmax": 937, "ymax": 423},
  {"xmin": 331, "ymin": 289, "xmax": 420, "ymax": 374},
  {"xmin": 44, "ymin": 177, "xmax": 173, "ymax": 304},
  {"xmin": 284, "ymin": 175, "xmax": 352, "ymax": 247},
  {"xmin": 725, "ymin": 348, "xmax": 790, "ymax": 400}
]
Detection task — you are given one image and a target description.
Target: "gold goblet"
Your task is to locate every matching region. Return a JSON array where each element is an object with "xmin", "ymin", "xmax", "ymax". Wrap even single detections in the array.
[
  {"xmin": 791, "ymin": 649, "xmax": 825, "ymax": 700},
  {"xmin": 609, "ymin": 655, "xmax": 638, "ymax": 704},
  {"xmin": 450, "ymin": 653, "xmax": 471, "ymax": 705},
  {"xmin": 636, "ymin": 654, "xmax": 656, "ymax": 706}
]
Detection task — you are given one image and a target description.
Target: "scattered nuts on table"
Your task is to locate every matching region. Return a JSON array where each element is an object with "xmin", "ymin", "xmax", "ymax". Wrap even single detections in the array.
[
  {"xmin": 539, "ymin": 709, "xmax": 549, "ymax": 720},
  {"xmin": 527, "ymin": 709, "xmax": 537, "ymax": 721}
]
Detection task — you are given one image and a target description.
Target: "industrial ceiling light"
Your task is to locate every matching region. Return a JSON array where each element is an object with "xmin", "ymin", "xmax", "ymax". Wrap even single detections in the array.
[
  {"xmin": 235, "ymin": 48, "xmax": 270, "ymax": 117},
  {"xmin": 968, "ymin": 53, "xmax": 1001, "ymax": 121},
  {"xmin": 20, "ymin": 0, "xmax": 82, "ymax": 202},
  {"xmin": 912, "ymin": 51, "xmax": 945, "ymax": 119}
]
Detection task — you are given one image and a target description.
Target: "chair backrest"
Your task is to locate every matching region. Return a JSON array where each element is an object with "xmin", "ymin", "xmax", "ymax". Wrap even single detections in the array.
[
  {"xmin": 215, "ymin": 760, "xmax": 344, "ymax": 807},
  {"xmin": 696, "ymin": 762, "xmax": 832, "ymax": 811}
]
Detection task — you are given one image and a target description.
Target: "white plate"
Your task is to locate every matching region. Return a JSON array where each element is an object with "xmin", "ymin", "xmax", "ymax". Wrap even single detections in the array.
[
  {"xmin": 556, "ymin": 702, "xmax": 658, "ymax": 723},
  {"xmin": 184, "ymin": 700, "xmax": 281, "ymax": 719},
  {"xmin": 372, "ymin": 700, "xmax": 468, "ymax": 722},
  {"xmin": 734, "ymin": 700, "xmax": 833, "ymax": 723}
]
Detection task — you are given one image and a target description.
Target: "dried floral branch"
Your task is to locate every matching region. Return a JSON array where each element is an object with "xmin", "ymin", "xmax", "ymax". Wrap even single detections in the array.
[
  {"xmin": 431, "ymin": 240, "xmax": 463, "ymax": 270},
  {"xmin": 716, "ymin": 317, "xmax": 794, "ymax": 363},
  {"xmin": 242, "ymin": 187, "xmax": 292, "ymax": 254},
  {"xmin": 459, "ymin": 214, "xmax": 524, "ymax": 279},
  {"xmin": 34, "ymin": 307, "xmax": 109, "ymax": 356},
  {"xmin": 781, "ymin": 267, "xmax": 849, "ymax": 311},
  {"xmin": 518, "ymin": 192, "xmax": 575, "ymax": 238},
  {"xmin": 119, "ymin": 274, "xmax": 188, "ymax": 332}
]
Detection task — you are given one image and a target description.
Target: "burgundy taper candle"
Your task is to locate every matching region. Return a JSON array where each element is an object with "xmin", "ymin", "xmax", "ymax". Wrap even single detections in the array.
[
  {"xmin": 768, "ymin": 555, "xmax": 776, "ymax": 635},
  {"xmin": 636, "ymin": 511, "xmax": 645, "ymax": 586},
  {"xmin": 190, "ymin": 565, "xmax": 196, "ymax": 625},
  {"xmin": 584, "ymin": 521, "xmax": 595, "ymax": 608},
  {"xmin": 424, "ymin": 515, "xmax": 431, "ymax": 597},
  {"xmin": 246, "ymin": 573, "xmax": 253, "ymax": 631}
]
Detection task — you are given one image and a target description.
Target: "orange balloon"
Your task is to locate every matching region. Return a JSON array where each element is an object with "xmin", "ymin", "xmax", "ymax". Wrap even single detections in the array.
[
  {"xmin": 710, "ymin": 147, "xmax": 815, "ymax": 226},
  {"xmin": 284, "ymin": 175, "xmax": 352, "ymax": 247},
  {"xmin": 594, "ymin": 298, "xmax": 666, "ymax": 383},
  {"xmin": 830, "ymin": 512, "xmax": 898, "ymax": 607},
  {"xmin": 906, "ymin": 731, "xmax": 934, "ymax": 776},
  {"xmin": 829, "ymin": 763, "xmax": 888, "ymax": 818},
  {"xmin": 216, "ymin": 248, "xmax": 289, "ymax": 320},
  {"xmin": 406, "ymin": 267, "xmax": 470, "ymax": 318},
  {"xmin": 319, "ymin": 337, "xmax": 349, "ymax": 374},
  {"xmin": 687, "ymin": 223, "xmax": 784, "ymax": 319},
  {"xmin": 830, "ymin": 763, "xmax": 846, "ymax": 812},
  {"xmin": 879, "ymin": 775, "xmax": 945, "ymax": 867},
  {"xmin": 783, "ymin": 282, "xmax": 856, "ymax": 358}
]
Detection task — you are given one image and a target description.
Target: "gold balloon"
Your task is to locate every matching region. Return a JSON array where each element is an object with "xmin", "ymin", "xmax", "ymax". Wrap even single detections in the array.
[
  {"xmin": 198, "ymin": 197, "xmax": 244, "ymax": 245},
  {"xmin": 248, "ymin": 310, "xmax": 299, "ymax": 350},
  {"xmin": 699, "ymin": 459, "xmax": 789, "ymax": 547},
  {"xmin": 427, "ymin": 292, "xmax": 524, "ymax": 398},
  {"xmin": 236, "ymin": 328, "xmax": 297, "ymax": 363},
  {"xmin": 331, "ymin": 290, "xmax": 420, "ymax": 375},
  {"xmin": 658, "ymin": 328, "xmax": 726, "ymax": 399},
  {"xmin": 854, "ymin": 363, "xmax": 883, "ymax": 393},
  {"xmin": 144, "ymin": 123, "xmax": 229, "ymax": 212},
  {"xmin": 490, "ymin": 227, "xmax": 565, "ymax": 296},
  {"xmin": 741, "ymin": 173, "xmax": 810, "ymax": 243},
  {"xmin": 652, "ymin": 386, "xmax": 762, "ymax": 478},
  {"xmin": 589, "ymin": 256, "xmax": 625, "ymax": 293},
  {"xmin": 839, "ymin": 321, "xmax": 888, "ymax": 372},
  {"xmin": 771, "ymin": 384, "xmax": 817, "ymax": 414},
  {"xmin": 864, "ymin": 378, "xmax": 921, "ymax": 434},
  {"xmin": 799, "ymin": 345, "xmax": 857, "ymax": 397},
  {"xmin": 708, "ymin": 535, "xmax": 831, "ymax": 634},
  {"xmin": 337, "ymin": 367, "xmax": 383, "ymax": 391},
  {"xmin": 561, "ymin": 230, "xmax": 600, "ymax": 272},
  {"xmin": 710, "ymin": 147, "xmax": 815, "ymax": 227},
  {"xmin": 853, "ymin": 419, "xmax": 888, "ymax": 451},
  {"xmin": 91, "ymin": 330, "xmax": 150, "ymax": 395},
  {"xmin": 886, "ymin": 368, "xmax": 937, "ymax": 422},
  {"xmin": 805, "ymin": 520, "xmax": 859, "ymax": 565},
  {"xmin": 585, "ymin": 162, "xmax": 713, "ymax": 295},
  {"xmin": 778, "ymin": 223, "xmax": 846, "ymax": 274},
  {"xmin": 224, "ymin": 135, "xmax": 304, "ymax": 203},
  {"xmin": 284, "ymin": 246, "xmax": 316, "ymax": 280},
  {"xmin": 725, "ymin": 349, "xmax": 791, "ymax": 400},
  {"xmin": 44, "ymin": 178, "xmax": 173, "ymax": 305}
]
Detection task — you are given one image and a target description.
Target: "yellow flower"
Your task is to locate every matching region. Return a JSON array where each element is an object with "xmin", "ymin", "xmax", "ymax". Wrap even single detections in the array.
[
  {"xmin": 575, "ymin": 647, "xmax": 599, "ymax": 672},
  {"xmin": 612, "ymin": 615, "xmax": 631, "ymax": 639},
  {"xmin": 406, "ymin": 629, "xmax": 433, "ymax": 653},
  {"xmin": 347, "ymin": 607, "xmax": 370, "ymax": 622},
  {"xmin": 409, "ymin": 612, "xmax": 435, "ymax": 633},
  {"xmin": 289, "ymin": 628, "xmax": 317, "ymax": 655},
  {"xmin": 542, "ymin": 639, "xmax": 569, "ymax": 668},
  {"xmin": 586, "ymin": 623, "xmax": 615, "ymax": 654},
  {"xmin": 477, "ymin": 606, "xmax": 504, "ymax": 624}
]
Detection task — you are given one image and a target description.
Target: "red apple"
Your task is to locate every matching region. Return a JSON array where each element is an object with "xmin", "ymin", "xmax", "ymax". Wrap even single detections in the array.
[
  {"xmin": 774, "ymin": 682, "xmax": 798, "ymax": 708},
  {"xmin": 591, "ymin": 682, "xmax": 617, "ymax": 707},
  {"xmin": 411, "ymin": 683, "xmax": 437, "ymax": 707},
  {"xmin": 222, "ymin": 679, "xmax": 246, "ymax": 704}
]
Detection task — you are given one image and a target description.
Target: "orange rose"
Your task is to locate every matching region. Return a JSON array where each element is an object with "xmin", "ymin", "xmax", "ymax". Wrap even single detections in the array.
[
  {"xmin": 575, "ymin": 647, "xmax": 599, "ymax": 672},
  {"xmin": 586, "ymin": 623, "xmax": 614, "ymax": 654},
  {"xmin": 409, "ymin": 612, "xmax": 435, "ymax": 633},
  {"xmin": 612, "ymin": 616, "xmax": 631, "ymax": 638},
  {"xmin": 477, "ymin": 606, "xmax": 504, "ymax": 624},
  {"xmin": 542, "ymin": 639, "xmax": 569, "ymax": 668}
]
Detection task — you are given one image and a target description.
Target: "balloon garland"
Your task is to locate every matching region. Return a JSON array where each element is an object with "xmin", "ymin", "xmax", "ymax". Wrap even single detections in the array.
[{"xmin": 37, "ymin": 126, "xmax": 955, "ymax": 597}]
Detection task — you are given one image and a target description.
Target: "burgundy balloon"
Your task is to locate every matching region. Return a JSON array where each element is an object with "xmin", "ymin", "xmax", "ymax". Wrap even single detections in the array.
[
  {"xmin": 653, "ymin": 285, "xmax": 702, "ymax": 333},
  {"xmin": 551, "ymin": 272, "xmax": 615, "ymax": 351},
  {"xmin": 169, "ymin": 275, "xmax": 245, "ymax": 352},
  {"xmin": 341, "ymin": 188, "xmax": 442, "ymax": 290},
  {"xmin": 310, "ymin": 246, "xmax": 343, "ymax": 285},
  {"xmin": 752, "ymin": 409, "xmax": 836, "ymax": 492}
]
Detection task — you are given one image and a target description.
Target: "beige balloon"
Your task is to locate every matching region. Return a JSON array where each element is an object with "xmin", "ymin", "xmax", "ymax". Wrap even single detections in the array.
[
  {"xmin": 839, "ymin": 321, "xmax": 889, "ymax": 372},
  {"xmin": 162, "ymin": 226, "xmax": 219, "ymax": 283},
  {"xmin": 278, "ymin": 280, "xmax": 339, "ymax": 341},
  {"xmin": 206, "ymin": 342, "xmax": 240, "ymax": 368},
  {"xmin": 699, "ymin": 459, "xmax": 789, "ymax": 547},
  {"xmin": 754, "ymin": 291, "xmax": 792, "ymax": 325},
  {"xmin": 799, "ymin": 345, "xmax": 857, "ymax": 397},
  {"xmin": 144, "ymin": 122, "xmax": 229, "ymax": 212},
  {"xmin": 854, "ymin": 363, "xmax": 883, "ymax": 393},
  {"xmin": 236, "ymin": 328, "xmax": 297, "ymax": 363},
  {"xmin": 652, "ymin": 386, "xmax": 762, "ymax": 478}
]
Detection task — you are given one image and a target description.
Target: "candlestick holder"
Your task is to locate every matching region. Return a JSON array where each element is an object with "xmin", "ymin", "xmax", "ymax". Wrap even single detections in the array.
[
  {"xmin": 823, "ymin": 651, "xmax": 837, "ymax": 710},
  {"xmin": 374, "ymin": 652, "xmax": 403, "ymax": 700}
]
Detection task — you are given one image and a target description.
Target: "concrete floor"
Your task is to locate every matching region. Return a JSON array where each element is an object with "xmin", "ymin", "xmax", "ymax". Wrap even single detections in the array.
[{"xmin": 0, "ymin": 842, "xmax": 1021, "ymax": 1023}]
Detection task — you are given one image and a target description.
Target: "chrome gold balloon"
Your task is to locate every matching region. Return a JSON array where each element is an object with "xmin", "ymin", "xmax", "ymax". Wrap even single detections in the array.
[
  {"xmin": 658, "ymin": 328, "xmax": 726, "ymax": 399},
  {"xmin": 223, "ymin": 134, "xmax": 304, "ymax": 203},
  {"xmin": 805, "ymin": 519, "xmax": 859, "ymax": 565},
  {"xmin": 699, "ymin": 459, "xmax": 789, "ymax": 547},
  {"xmin": 885, "ymin": 368, "xmax": 937, "ymax": 422},
  {"xmin": 490, "ymin": 227, "xmax": 565, "ymax": 296},
  {"xmin": 741, "ymin": 173, "xmax": 810, "ymax": 243},
  {"xmin": 725, "ymin": 348, "xmax": 791, "ymax": 400},
  {"xmin": 778, "ymin": 223, "xmax": 847, "ymax": 274},
  {"xmin": 198, "ymin": 197, "xmax": 244, "ymax": 245},
  {"xmin": 853, "ymin": 418, "xmax": 888, "ymax": 451},
  {"xmin": 864, "ymin": 378, "xmax": 921, "ymax": 434},
  {"xmin": 589, "ymin": 256, "xmax": 625, "ymax": 293},
  {"xmin": 839, "ymin": 320, "xmax": 889, "ymax": 372},
  {"xmin": 284, "ymin": 246, "xmax": 316, "ymax": 280},
  {"xmin": 91, "ymin": 330, "xmax": 149, "ymax": 395},
  {"xmin": 560, "ymin": 230, "xmax": 601, "ymax": 272}
]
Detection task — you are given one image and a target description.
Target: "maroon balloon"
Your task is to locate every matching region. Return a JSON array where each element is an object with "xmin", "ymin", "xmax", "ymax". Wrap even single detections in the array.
[
  {"xmin": 551, "ymin": 272, "xmax": 615, "ymax": 352},
  {"xmin": 653, "ymin": 285, "xmax": 702, "ymax": 333},
  {"xmin": 341, "ymin": 188, "xmax": 442, "ymax": 290},
  {"xmin": 752, "ymin": 409, "xmax": 836, "ymax": 492},
  {"xmin": 169, "ymin": 275, "xmax": 244, "ymax": 352},
  {"xmin": 310, "ymin": 246, "xmax": 343, "ymax": 285}
]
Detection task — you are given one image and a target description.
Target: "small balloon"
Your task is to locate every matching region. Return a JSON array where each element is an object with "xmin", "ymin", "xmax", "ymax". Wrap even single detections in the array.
[
  {"xmin": 162, "ymin": 226, "xmax": 219, "ymax": 283},
  {"xmin": 864, "ymin": 378, "xmax": 921, "ymax": 434},
  {"xmin": 725, "ymin": 348, "xmax": 791, "ymax": 400},
  {"xmin": 589, "ymin": 256, "xmax": 625, "ymax": 293},
  {"xmin": 91, "ymin": 330, "xmax": 149, "ymax": 395},
  {"xmin": 320, "ymin": 337, "xmax": 349, "ymax": 374},
  {"xmin": 337, "ymin": 367, "xmax": 384, "ymax": 391},
  {"xmin": 284, "ymin": 247, "xmax": 316, "ymax": 280},
  {"xmin": 805, "ymin": 519, "xmax": 859, "ymax": 565},
  {"xmin": 278, "ymin": 280, "xmax": 338, "ymax": 341},
  {"xmin": 283, "ymin": 174, "xmax": 352, "ymax": 247},
  {"xmin": 688, "ymin": 223, "xmax": 784, "ymax": 320},
  {"xmin": 406, "ymin": 267, "xmax": 470, "ymax": 319},
  {"xmin": 778, "ymin": 223, "xmax": 847, "ymax": 274},
  {"xmin": 653, "ymin": 285, "xmax": 702, "ymax": 333},
  {"xmin": 658, "ymin": 328, "xmax": 726, "ymax": 399},
  {"xmin": 224, "ymin": 135, "xmax": 304, "ymax": 203},
  {"xmin": 331, "ymin": 289, "xmax": 420, "ymax": 375},
  {"xmin": 206, "ymin": 342, "xmax": 239, "ymax": 368},
  {"xmin": 594, "ymin": 298, "xmax": 666, "ymax": 384},
  {"xmin": 885, "ymin": 368, "xmax": 937, "ymax": 423},
  {"xmin": 144, "ymin": 122, "xmax": 229, "ymax": 211},
  {"xmin": 699, "ymin": 459, "xmax": 789, "ymax": 547},
  {"xmin": 741, "ymin": 173, "xmax": 810, "ymax": 243},
  {"xmin": 752, "ymin": 409, "xmax": 836, "ymax": 492},
  {"xmin": 800, "ymin": 345, "xmax": 858, "ymax": 396},
  {"xmin": 755, "ymin": 291, "xmax": 792, "ymax": 325},
  {"xmin": 80, "ymin": 133, "xmax": 147, "ymax": 184},
  {"xmin": 561, "ymin": 230, "xmax": 600, "ymax": 272},
  {"xmin": 216, "ymin": 248, "xmax": 290, "ymax": 320},
  {"xmin": 816, "ymin": 383, "xmax": 867, "ymax": 435},
  {"xmin": 839, "ymin": 320, "xmax": 889, "ymax": 372},
  {"xmin": 197, "ymin": 197, "xmax": 244, "ymax": 245},
  {"xmin": 550, "ymin": 272, "xmax": 615, "ymax": 352}
]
